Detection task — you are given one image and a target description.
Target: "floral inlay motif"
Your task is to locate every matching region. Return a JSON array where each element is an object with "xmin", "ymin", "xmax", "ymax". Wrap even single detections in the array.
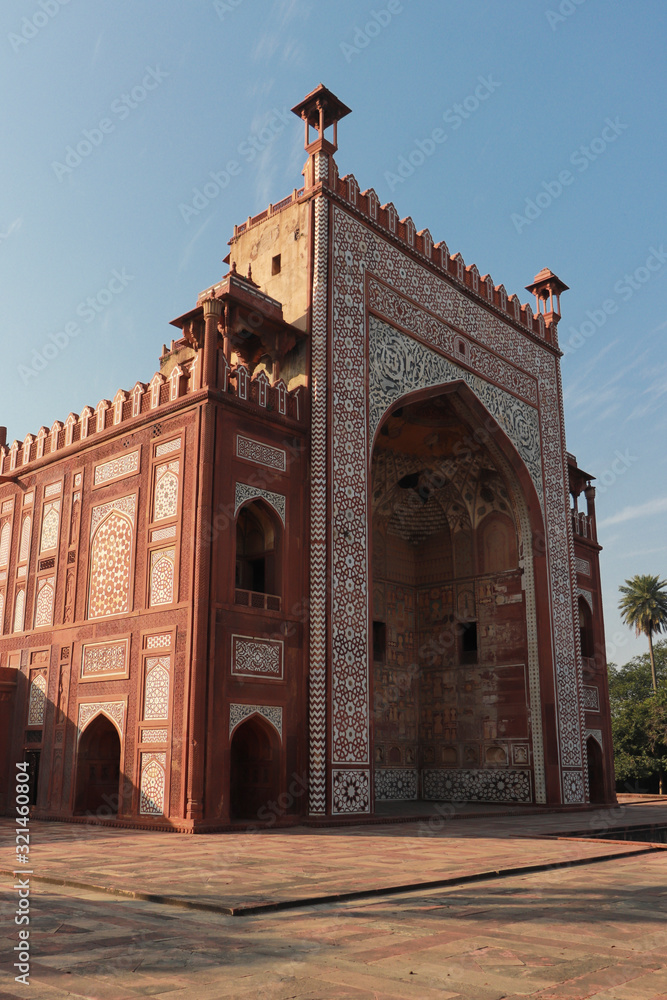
[
  {"xmin": 40, "ymin": 502, "xmax": 60, "ymax": 553},
  {"xmin": 153, "ymin": 461, "xmax": 179, "ymax": 521},
  {"xmin": 144, "ymin": 656, "xmax": 170, "ymax": 720},
  {"xmin": 34, "ymin": 576, "xmax": 55, "ymax": 628}
]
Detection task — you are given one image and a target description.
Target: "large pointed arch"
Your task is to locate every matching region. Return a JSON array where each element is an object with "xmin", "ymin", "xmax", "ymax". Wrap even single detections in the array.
[{"xmin": 368, "ymin": 378, "xmax": 559, "ymax": 805}]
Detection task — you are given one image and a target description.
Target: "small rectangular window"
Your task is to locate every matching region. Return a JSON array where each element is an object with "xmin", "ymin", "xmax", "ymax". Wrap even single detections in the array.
[
  {"xmin": 460, "ymin": 621, "xmax": 478, "ymax": 664},
  {"xmin": 373, "ymin": 620, "xmax": 386, "ymax": 661},
  {"xmin": 271, "ymin": 254, "xmax": 281, "ymax": 275}
]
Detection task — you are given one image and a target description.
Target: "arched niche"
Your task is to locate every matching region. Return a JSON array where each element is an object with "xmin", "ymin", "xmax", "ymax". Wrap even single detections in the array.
[
  {"xmin": 74, "ymin": 714, "xmax": 121, "ymax": 816},
  {"xmin": 229, "ymin": 714, "xmax": 281, "ymax": 821},
  {"xmin": 235, "ymin": 499, "xmax": 281, "ymax": 598}
]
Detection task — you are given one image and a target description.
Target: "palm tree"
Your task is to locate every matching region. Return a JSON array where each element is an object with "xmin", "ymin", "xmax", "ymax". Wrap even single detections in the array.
[{"xmin": 618, "ymin": 575, "xmax": 667, "ymax": 694}]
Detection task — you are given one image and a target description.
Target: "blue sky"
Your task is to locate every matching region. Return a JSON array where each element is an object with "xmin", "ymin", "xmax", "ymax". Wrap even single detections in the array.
[{"xmin": 1, "ymin": 0, "xmax": 665, "ymax": 663}]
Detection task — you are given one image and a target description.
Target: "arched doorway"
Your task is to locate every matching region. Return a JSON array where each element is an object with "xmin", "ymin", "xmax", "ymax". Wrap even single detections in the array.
[
  {"xmin": 230, "ymin": 715, "xmax": 281, "ymax": 821},
  {"xmin": 74, "ymin": 714, "xmax": 121, "ymax": 816},
  {"xmin": 371, "ymin": 390, "xmax": 539, "ymax": 804},
  {"xmin": 587, "ymin": 736, "xmax": 605, "ymax": 804}
]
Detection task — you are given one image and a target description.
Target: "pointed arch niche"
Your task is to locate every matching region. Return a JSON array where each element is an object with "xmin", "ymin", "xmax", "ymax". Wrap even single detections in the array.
[
  {"xmin": 234, "ymin": 499, "xmax": 282, "ymax": 606},
  {"xmin": 370, "ymin": 384, "xmax": 551, "ymax": 805}
]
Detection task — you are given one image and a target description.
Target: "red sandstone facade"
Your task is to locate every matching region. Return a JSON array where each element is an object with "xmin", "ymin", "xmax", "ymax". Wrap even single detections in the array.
[{"xmin": 0, "ymin": 87, "xmax": 615, "ymax": 829}]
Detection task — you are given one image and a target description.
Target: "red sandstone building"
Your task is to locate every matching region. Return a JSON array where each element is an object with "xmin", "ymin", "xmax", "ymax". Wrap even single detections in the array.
[{"xmin": 0, "ymin": 87, "xmax": 615, "ymax": 828}]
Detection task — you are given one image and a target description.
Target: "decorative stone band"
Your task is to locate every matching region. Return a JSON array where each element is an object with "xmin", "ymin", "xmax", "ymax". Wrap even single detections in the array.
[
  {"xmin": 231, "ymin": 635, "xmax": 283, "ymax": 678},
  {"xmin": 77, "ymin": 700, "xmax": 126, "ymax": 740},
  {"xmin": 374, "ymin": 768, "xmax": 418, "ymax": 801},
  {"xmin": 229, "ymin": 703, "xmax": 283, "ymax": 740},
  {"xmin": 331, "ymin": 768, "xmax": 371, "ymax": 814},
  {"xmin": 236, "ymin": 434, "xmax": 287, "ymax": 472},
  {"xmin": 423, "ymin": 768, "xmax": 532, "ymax": 804},
  {"xmin": 585, "ymin": 728, "xmax": 603, "ymax": 748},
  {"xmin": 234, "ymin": 482, "xmax": 286, "ymax": 525},
  {"xmin": 582, "ymin": 686, "xmax": 600, "ymax": 711}
]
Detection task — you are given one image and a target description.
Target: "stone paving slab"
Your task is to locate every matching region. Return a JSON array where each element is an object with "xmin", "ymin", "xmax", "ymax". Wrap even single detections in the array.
[
  {"xmin": 2, "ymin": 804, "xmax": 665, "ymax": 912},
  {"xmin": 1, "ymin": 851, "xmax": 666, "ymax": 1000}
]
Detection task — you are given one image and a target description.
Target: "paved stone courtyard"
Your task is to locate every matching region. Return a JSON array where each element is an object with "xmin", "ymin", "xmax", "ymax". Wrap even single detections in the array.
[{"xmin": 2, "ymin": 798, "xmax": 666, "ymax": 998}]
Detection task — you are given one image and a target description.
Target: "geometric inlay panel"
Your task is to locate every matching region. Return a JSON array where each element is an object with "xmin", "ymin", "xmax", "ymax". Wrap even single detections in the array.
[
  {"xmin": 229, "ymin": 703, "xmax": 282, "ymax": 739},
  {"xmin": 575, "ymin": 556, "xmax": 591, "ymax": 576},
  {"xmin": 583, "ymin": 686, "xmax": 600, "ymax": 711},
  {"xmin": 81, "ymin": 639, "xmax": 129, "ymax": 678},
  {"xmin": 562, "ymin": 769, "xmax": 586, "ymax": 804},
  {"xmin": 139, "ymin": 751, "xmax": 166, "ymax": 815},
  {"xmin": 27, "ymin": 672, "xmax": 47, "ymax": 726},
  {"xmin": 231, "ymin": 635, "xmax": 283, "ymax": 678},
  {"xmin": 332, "ymin": 768, "xmax": 371, "ymax": 814},
  {"xmin": 149, "ymin": 548, "xmax": 175, "ymax": 607},
  {"xmin": 422, "ymin": 768, "xmax": 532, "ymax": 803},
  {"xmin": 155, "ymin": 437, "xmax": 181, "ymax": 457},
  {"xmin": 93, "ymin": 450, "xmax": 139, "ymax": 487},
  {"xmin": 236, "ymin": 435, "xmax": 287, "ymax": 472},
  {"xmin": 374, "ymin": 768, "xmax": 418, "ymax": 801},
  {"xmin": 141, "ymin": 728, "xmax": 168, "ymax": 743}
]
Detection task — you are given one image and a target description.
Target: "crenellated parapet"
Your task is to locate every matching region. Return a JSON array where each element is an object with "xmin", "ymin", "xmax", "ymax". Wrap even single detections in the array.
[
  {"xmin": 227, "ymin": 156, "xmax": 564, "ymax": 350},
  {"xmin": 0, "ymin": 358, "xmax": 305, "ymax": 478}
]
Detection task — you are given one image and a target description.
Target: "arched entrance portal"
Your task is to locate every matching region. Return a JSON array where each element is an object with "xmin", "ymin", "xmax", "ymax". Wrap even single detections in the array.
[
  {"xmin": 586, "ymin": 736, "xmax": 605, "ymax": 804},
  {"xmin": 230, "ymin": 715, "xmax": 281, "ymax": 821},
  {"xmin": 371, "ymin": 390, "xmax": 538, "ymax": 805},
  {"xmin": 74, "ymin": 714, "xmax": 121, "ymax": 816}
]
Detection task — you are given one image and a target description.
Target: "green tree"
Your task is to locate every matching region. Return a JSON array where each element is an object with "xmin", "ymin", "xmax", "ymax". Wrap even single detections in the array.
[
  {"xmin": 609, "ymin": 640, "xmax": 667, "ymax": 794},
  {"xmin": 618, "ymin": 574, "xmax": 667, "ymax": 693}
]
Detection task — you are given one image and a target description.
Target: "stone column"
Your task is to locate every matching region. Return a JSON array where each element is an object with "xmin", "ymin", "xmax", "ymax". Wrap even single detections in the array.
[{"xmin": 186, "ymin": 296, "xmax": 222, "ymax": 821}]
